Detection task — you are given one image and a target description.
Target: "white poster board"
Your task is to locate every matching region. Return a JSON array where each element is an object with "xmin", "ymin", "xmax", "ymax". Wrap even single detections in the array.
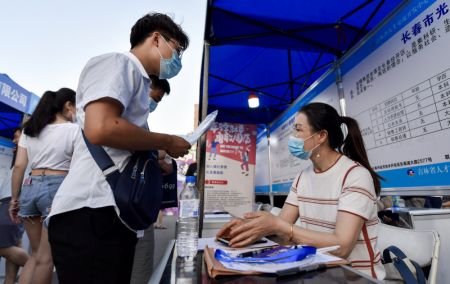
[
  {"xmin": 255, "ymin": 133, "xmax": 270, "ymax": 193},
  {"xmin": 204, "ymin": 123, "xmax": 257, "ymax": 218},
  {"xmin": 342, "ymin": 0, "xmax": 450, "ymax": 190}
]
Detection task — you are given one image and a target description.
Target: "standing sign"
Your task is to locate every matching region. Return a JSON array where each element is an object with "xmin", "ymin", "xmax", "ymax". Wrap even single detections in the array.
[{"xmin": 204, "ymin": 122, "xmax": 257, "ymax": 218}]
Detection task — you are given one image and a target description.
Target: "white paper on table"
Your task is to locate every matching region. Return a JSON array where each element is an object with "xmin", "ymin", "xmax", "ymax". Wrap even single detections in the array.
[
  {"xmin": 219, "ymin": 252, "xmax": 342, "ymax": 273},
  {"xmin": 179, "ymin": 110, "xmax": 218, "ymax": 145},
  {"xmin": 226, "ymin": 207, "xmax": 253, "ymax": 220},
  {"xmin": 197, "ymin": 237, "xmax": 277, "ymax": 251}
]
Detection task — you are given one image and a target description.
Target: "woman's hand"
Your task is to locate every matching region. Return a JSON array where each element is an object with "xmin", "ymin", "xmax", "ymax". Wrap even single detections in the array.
[
  {"xmin": 226, "ymin": 211, "xmax": 280, "ymax": 248},
  {"xmin": 216, "ymin": 218, "xmax": 245, "ymax": 239},
  {"xmin": 9, "ymin": 200, "xmax": 21, "ymax": 224}
]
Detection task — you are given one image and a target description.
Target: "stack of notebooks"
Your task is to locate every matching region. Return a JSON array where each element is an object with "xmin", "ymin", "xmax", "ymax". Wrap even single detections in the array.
[{"xmin": 201, "ymin": 240, "xmax": 348, "ymax": 278}]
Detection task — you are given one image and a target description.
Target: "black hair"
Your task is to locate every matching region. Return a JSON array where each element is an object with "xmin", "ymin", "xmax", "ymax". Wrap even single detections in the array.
[
  {"xmin": 11, "ymin": 126, "xmax": 22, "ymax": 169},
  {"xmin": 149, "ymin": 75, "xmax": 170, "ymax": 94},
  {"xmin": 130, "ymin": 13, "xmax": 189, "ymax": 50},
  {"xmin": 186, "ymin": 162, "xmax": 197, "ymax": 177},
  {"xmin": 300, "ymin": 102, "xmax": 382, "ymax": 195},
  {"xmin": 23, "ymin": 88, "xmax": 75, "ymax": 137}
]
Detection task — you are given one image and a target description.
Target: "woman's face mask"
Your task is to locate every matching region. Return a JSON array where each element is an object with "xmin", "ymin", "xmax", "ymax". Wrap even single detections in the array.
[
  {"xmin": 156, "ymin": 36, "xmax": 182, "ymax": 79},
  {"xmin": 288, "ymin": 132, "xmax": 320, "ymax": 160}
]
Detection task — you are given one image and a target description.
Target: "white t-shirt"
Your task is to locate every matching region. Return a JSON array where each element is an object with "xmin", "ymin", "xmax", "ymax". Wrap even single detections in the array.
[
  {"xmin": 18, "ymin": 123, "xmax": 79, "ymax": 171},
  {"xmin": 48, "ymin": 52, "xmax": 151, "ymax": 223},
  {"xmin": 285, "ymin": 155, "xmax": 386, "ymax": 280}
]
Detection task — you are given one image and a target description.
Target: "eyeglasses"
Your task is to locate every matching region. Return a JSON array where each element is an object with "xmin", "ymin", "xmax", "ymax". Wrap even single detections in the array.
[{"xmin": 161, "ymin": 34, "xmax": 184, "ymax": 58}]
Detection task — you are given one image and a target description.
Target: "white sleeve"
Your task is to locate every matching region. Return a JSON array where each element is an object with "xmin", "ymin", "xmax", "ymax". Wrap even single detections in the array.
[
  {"xmin": 78, "ymin": 54, "xmax": 140, "ymax": 111},
  {"xmin": 338, "ymin": 166, "xmax": 377, "ymax": 220},
  {"xmin": 284, "ymin": 173, "xmax": 302, "ymax": 207},
  {"xmin": 69, "ymin": 125, "xmax": 80, "ymax": 155},
  {"xmin": 18, "ymin": 131, "xmax": 27, "ymax": 149}
]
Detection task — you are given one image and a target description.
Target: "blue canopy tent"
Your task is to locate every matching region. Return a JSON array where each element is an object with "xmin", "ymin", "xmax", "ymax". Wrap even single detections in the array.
[
  {"xmin": 201, "ymin": 0, "xmax": 405, "ymax": 125},
  {"xmin": 196, "ymin": 0, "xmax": 407, "ymax": 231},
  {"xmin": 0, "ymin": 73, "xmax": 38, "ymax": 143}
]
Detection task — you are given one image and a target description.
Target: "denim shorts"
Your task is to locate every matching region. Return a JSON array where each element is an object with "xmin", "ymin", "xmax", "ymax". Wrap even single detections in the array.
[{"xmin": 19, "ymin": 175, "xmax": 66, "ymax": 218}]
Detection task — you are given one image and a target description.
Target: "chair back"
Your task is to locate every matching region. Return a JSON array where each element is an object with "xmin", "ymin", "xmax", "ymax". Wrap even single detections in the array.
[{"xmin": 378, "ymin": 223, "xmax": 440, "ymax": 284}]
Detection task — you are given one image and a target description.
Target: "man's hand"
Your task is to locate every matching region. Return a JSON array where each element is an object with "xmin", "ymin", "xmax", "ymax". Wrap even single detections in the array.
[{"xmin": 165, "ymin": 136, "xmax": 191, "ymax": 158}]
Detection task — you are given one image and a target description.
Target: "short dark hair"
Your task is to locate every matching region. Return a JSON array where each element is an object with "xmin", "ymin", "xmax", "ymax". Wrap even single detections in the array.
[
  {"xmin": 130, "ymin": 13, "xmax": 189, "ymax": 50},
  {"xmin": 149, "ymin": 75, "xmax": 170, "ymax": 94}
]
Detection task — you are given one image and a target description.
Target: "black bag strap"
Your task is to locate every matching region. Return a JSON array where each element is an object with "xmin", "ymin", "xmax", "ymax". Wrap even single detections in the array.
[
  {"xmin": 81, "ymin": 130, "xmax": 120, "ymax": 186},
  {"xmin": 383, "ymin": 246, "xmax": 427, "ymax": 284}
]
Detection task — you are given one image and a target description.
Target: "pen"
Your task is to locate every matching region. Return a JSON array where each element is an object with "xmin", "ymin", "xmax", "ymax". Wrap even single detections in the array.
[{"xmin": 236, "ymin": 247, "xmax": 274, "ymax": 258}]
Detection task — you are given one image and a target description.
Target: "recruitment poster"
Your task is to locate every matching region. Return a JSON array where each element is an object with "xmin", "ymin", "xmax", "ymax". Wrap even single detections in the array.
[{"xmin": 204, "ymin": 122, "xmax": 257, "ymax": 218}]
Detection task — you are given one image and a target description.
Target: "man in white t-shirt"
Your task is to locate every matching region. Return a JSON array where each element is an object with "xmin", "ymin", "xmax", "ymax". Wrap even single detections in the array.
[{"xmin": 47, "ymin": 13, "xmax": 191, "ymax": 284}]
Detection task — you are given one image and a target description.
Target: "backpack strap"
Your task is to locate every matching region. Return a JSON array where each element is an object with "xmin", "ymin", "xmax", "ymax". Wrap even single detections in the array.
[
  {"xmin": 383, "ymin": 246, "xmax": 426, "ymax": 284},
  {"xmin": 81, "ymin": 130, "xmax": 120, "ymax": 185}
]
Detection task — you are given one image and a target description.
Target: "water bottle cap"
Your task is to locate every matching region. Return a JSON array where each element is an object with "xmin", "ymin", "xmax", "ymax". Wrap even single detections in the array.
[{"xmin": 186, "ymin": 176, "xmax": 196, "ymax": 183}]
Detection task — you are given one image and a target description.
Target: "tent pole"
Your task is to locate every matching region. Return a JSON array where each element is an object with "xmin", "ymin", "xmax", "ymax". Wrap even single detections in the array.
[
  {"xmin": 334, "ymin": 59, "xmax": 347, "ymax": 117},
  {"xmin": 266, "ymin": 125, "xmax": 274, "ymax": 206},
  {"xmin": 197, "ymin": 42, "xmax": 210, "ymax": 238}
]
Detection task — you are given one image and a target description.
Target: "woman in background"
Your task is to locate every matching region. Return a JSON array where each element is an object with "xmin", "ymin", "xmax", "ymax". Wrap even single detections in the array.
[{"xmin": 9, "ymin": 88, "xmax": 78, "ymax": 284}]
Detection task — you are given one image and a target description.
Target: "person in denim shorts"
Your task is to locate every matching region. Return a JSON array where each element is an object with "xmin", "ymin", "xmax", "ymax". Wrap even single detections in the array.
[
  {"xmin": 0, "ymin": 128, "xmax": 29, "ymax": 284},
  {"xmin": 9, "ymin": 88, "xmax": 78, "ymax": 284}
]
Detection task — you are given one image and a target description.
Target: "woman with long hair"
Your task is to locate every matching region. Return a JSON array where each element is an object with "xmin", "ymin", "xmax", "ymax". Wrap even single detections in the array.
[
  {"xmin": 217, "ymin": 102, "xmax": 386, "ymax": 279},
  {"xmin": 9, "ymin": 88, "xmax": 78, "ymax": 284}
]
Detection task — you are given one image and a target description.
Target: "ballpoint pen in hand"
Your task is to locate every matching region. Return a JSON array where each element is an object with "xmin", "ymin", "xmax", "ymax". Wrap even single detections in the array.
[{"xmin": 236, "ymin": 246, "xmax": 287, "ymax": 258}]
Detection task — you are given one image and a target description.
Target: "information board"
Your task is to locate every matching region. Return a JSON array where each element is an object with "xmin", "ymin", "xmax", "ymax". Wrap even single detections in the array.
[
  {"xmin": 342, "ymin": 0, "xmax": 450, "ymax": 190},
  {"xmin": 268, "ymin": 82, "xmax": 341, "ymax": 193}
]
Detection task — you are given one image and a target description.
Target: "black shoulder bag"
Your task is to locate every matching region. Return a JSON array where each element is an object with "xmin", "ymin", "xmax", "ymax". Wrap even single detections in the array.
[
  {"xmin": 82, "ymin": 131, "xmax": 162, "ymax": 230},
  {"xmin": 160, "ymin": 159, "xmax": 178, "ymax": 209}
]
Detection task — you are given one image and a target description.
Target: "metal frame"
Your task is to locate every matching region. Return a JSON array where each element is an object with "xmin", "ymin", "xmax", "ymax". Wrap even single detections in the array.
[{"xmin": 205, "ymin": 0, "xmax": 390, "ymax": 125}]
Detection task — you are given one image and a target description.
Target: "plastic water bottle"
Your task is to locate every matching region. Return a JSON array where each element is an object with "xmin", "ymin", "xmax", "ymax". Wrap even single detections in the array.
[
  {"xmin": 177, "ymin": 176, "xmax": 199, "ymax": 259},
  {"xmin": 392, "ymin": 195, "xmax": 400, "ymax": 210}
]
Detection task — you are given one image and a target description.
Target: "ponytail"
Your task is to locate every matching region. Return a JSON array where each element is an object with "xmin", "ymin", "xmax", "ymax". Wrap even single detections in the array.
[
  {"xmin": 340, "ymin": 116, "xmax": 382, "ymax": 196},
  {"xmin": 23, "ymin": 88, "xmax": 75, "ymax": 137}
]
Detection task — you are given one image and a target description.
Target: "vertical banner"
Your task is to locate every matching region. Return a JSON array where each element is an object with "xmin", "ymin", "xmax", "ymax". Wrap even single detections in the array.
[{"xmin": 204, "ymin": 122, "xmax": 257, "ymax": 218}]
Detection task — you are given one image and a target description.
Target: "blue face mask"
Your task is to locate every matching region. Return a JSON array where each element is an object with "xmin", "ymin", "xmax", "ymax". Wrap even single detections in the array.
[
  {"xmin": 288, "ymin": 133, "xmax": 319, "ymax": 160},
  {"xmin": 157, "ymin": 37, "xmax": 182, "ymax": 79},
  {"xmin": 149, "ymin": 97, "xmax": 158, "ymax": 113}
]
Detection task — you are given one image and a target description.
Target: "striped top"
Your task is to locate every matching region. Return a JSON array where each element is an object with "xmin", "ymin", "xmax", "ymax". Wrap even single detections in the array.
[{"xmin": 285, "ymin": 155, "xmax": 386, "ymax": 280}]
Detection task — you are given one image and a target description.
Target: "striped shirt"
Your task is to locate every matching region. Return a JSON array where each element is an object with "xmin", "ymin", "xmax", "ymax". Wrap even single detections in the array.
[{"xmin": 285, "ymin": 155, "xmax": 385, "ymax": 279}]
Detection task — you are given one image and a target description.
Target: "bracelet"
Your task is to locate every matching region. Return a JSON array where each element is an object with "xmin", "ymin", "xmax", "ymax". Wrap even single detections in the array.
[{"xmin": 288, "ymin": 224, "xmax": 294, "ymax": 242}]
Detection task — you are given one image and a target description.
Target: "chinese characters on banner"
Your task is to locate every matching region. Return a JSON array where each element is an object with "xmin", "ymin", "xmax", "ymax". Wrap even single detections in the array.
[
  {"xmin": 204, "ymin": 122, "xmax": 257, "ymax": 218},
  {"xmin": 0, "ymin": 74, "xmax": 30, "ymax": 113},
  {"xmin": 343, "ymin": 0, "xmax": 450, "ymax": 188}
]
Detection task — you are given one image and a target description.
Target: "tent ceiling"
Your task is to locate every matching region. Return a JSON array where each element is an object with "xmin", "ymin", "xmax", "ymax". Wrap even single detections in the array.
[{"xmin": 204, "ymin": 0, "xmax": 405, "ymax": 125}]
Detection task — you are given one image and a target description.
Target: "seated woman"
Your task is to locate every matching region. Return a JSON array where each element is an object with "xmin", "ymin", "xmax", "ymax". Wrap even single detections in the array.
[{"xmin": 217, "ymin": 102, "xmax": 385, "ymax": 280}]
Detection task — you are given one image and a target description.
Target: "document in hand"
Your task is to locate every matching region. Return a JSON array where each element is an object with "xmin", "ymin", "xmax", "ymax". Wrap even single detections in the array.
[
  {"xmin": 180, "ymin": 110, "xmax": 218, "ymax": 145},
  {"xmin": 203, "ymin": 245, "xmax": 348, "ymax": 278}
]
